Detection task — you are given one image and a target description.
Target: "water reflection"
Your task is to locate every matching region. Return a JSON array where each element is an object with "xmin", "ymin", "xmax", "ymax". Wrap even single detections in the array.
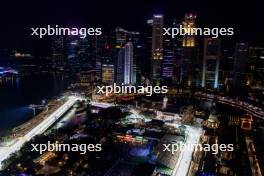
[{"xmin": 0, "ymin": 74, "xmax": 70, "ymax": 132}]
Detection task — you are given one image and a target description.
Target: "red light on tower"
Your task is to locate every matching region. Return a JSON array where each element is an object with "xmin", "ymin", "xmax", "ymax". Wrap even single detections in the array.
[{"xmin": 104, "ymin": 42, "xmax": 110, "ymax": 49}]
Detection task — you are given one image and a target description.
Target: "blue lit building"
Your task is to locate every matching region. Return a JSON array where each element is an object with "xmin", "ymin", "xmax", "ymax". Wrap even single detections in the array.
[
  {"xmin": 114, "ymin": 28, "xmax": 139, "ymax": 85},
  {"xmin": 202, "ymin": 38, "xmax": 221, "ymax": 89},
  {"xmin": 162, "ymin": 38, "xmax": 174, "ymax": 79},
  {"xmin": 124, "ymin": 42, "xmax": 135, "ymax": 84}
]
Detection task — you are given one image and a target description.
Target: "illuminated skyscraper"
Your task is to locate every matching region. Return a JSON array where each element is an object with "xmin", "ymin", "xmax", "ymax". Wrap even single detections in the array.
[
  {"xmin": 94, "ymin": 36, "xmax": 103, "ymax": 81},
  {"xmin": 116, "ymin": 48, "xmax": 125, "ymax": 84},
  {"xmin": 114, "ymin": 28, "xmax": 127, "ymax": 84},
  {"xmin": 180, "ymin": 13, "xmax": 198, "ymax": 87},
  {"xmin": 124, "ymin": 42, "xmax": 135, "ymax": 84},
  {"xmin": 182, "ymin": 13, "xmax": 196, "ymax": 47},
  {"xmin": 102, "ymin": 64, "xmax": 115, "ymax": 85},
  {"xmin": 114, "ymin": 28, "xmax": 139, "ymax": 84},
  {"xmin": 130, "ymin": 31, "xmax": 142, "ymax": 84},
  {"xmin": 143, "ymin": 19, "xmax": 154, "ymax": 80},
  {"xmin": 202, "ymin": 38, "xmax": 221, "ymax": 89},
  {"xmin": 152, "ymin": 14, "xmax": 164, "ymax": 60},
  {"xmin": 171, "ymin": 19, "xmax": 182, "ymax": 84},
  {"xmin": 151, "ymin": 14, "xmax": 164, "ymax": 83},
  {"xmin": 115, "ymin": 27, "xmax": 129, "ymax": 49},
  {"xmin": 162, "ymin": 37, "xmax": 174, "ymax": 79}
]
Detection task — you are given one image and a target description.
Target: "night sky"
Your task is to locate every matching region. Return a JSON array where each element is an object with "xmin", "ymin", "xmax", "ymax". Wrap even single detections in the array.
[{"xmin": 0, "ymin": 0, "xmax": 263, "ymax": 56}]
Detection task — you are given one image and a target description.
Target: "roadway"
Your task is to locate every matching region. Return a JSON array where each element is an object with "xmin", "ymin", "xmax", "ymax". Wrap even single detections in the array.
[
  {"xmin": 165, "ymin": 122, "xmax": 203, "ymax": 176},
  {"xmin": 0, "ymin": 95, "xmax": 82, "ymax": 170},
  {"xmin": 173, "ymin": 126, "xmax": 203, "ymax": 176},
  {"xmin": 196, "ymin": 92, "xmax": 264, "ymax": 119}
]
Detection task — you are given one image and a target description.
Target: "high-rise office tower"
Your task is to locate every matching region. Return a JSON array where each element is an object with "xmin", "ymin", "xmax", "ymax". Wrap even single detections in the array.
[
  {"xmin": 94, "ymin": 36, "xmax": 103, "ymax": 81},
  {"xmin": 114, "ymin": 27, "xmax": 140, "ymax": 84},
  {"xmin": 51, "ymin": 36, "xmax": 64, "ymax": 68},
  {"xmin": 66, "ymin": 37, "xmax": 80, "ymax": 73},
  {"xmin": 114, "ymin": 28, "xmax": 127, "ymax": 84},
  {"xmin": 102, "ymin": 64, "xmax": 115, "ymax": 85},
  {"xmin": 162, "ymin": 37, "xmax": 174, "ymax": 80},
  {"xmin": 202, "ymin": 38, "xmax": 221, "ymax": 89},
  {"xmin": 78, "ymin": 38, "xmax": 93, "ymax": 71},
  {"xmin": 233, "ymin": 43, "xmax": 248, "ymax": 88},
  {"xmin": 115, "ymin": 27, "xmax": 129, "ymax": 49},
  {"xmin": 116, "ymin": 48, "xmax": 125, "ymax": 84},
  {"xmin": 143, "ymin": 19, "xmax": 154, "ymax": 80},
  {"xmin": 182, "ymin": 13, "xmax": 196, "ymax": 47},
  {"xmin": 99, "ymin": 36, "xmax": 114, "ymax": 82},
  {"xmin": 220, "ymin": 47, "xmax": 234, "ymax": 90},
  {"xmin": 91, "ymin": 35, "xmax": 113, "ymax": 82},
  {"xmin": 66, "ymin": 37, "xmax": 92, "ymax": 73},
  {"xmin": 152, "ymin": 14, "xmax": 164, "ymax": 60},
  {"xmin": 130, "ymin": 31, "xmax": 141, "ymax": 84},
  {"xmin": 180, "ymin": 13, "xmax": 198, "ymax": 87},
  {"xmin": 171, "ymin": 19, "xmax": 182, "ymax": 84},
  {"xmin": 151, "ymin": 14, "xmax": 164, "ymax": 83},
  {"xmin": 124, "ymin": 42, "xmax": 135, "ymax": 84},
  {"xmin": 248, "ymin": 47, "xmax": 264, "ymax": 86}
]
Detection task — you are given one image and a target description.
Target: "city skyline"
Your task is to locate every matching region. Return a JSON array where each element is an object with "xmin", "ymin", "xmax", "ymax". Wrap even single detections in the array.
[{"xmin": 0, "ymin": 0, "xmax": 264, "ymax": 56}]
